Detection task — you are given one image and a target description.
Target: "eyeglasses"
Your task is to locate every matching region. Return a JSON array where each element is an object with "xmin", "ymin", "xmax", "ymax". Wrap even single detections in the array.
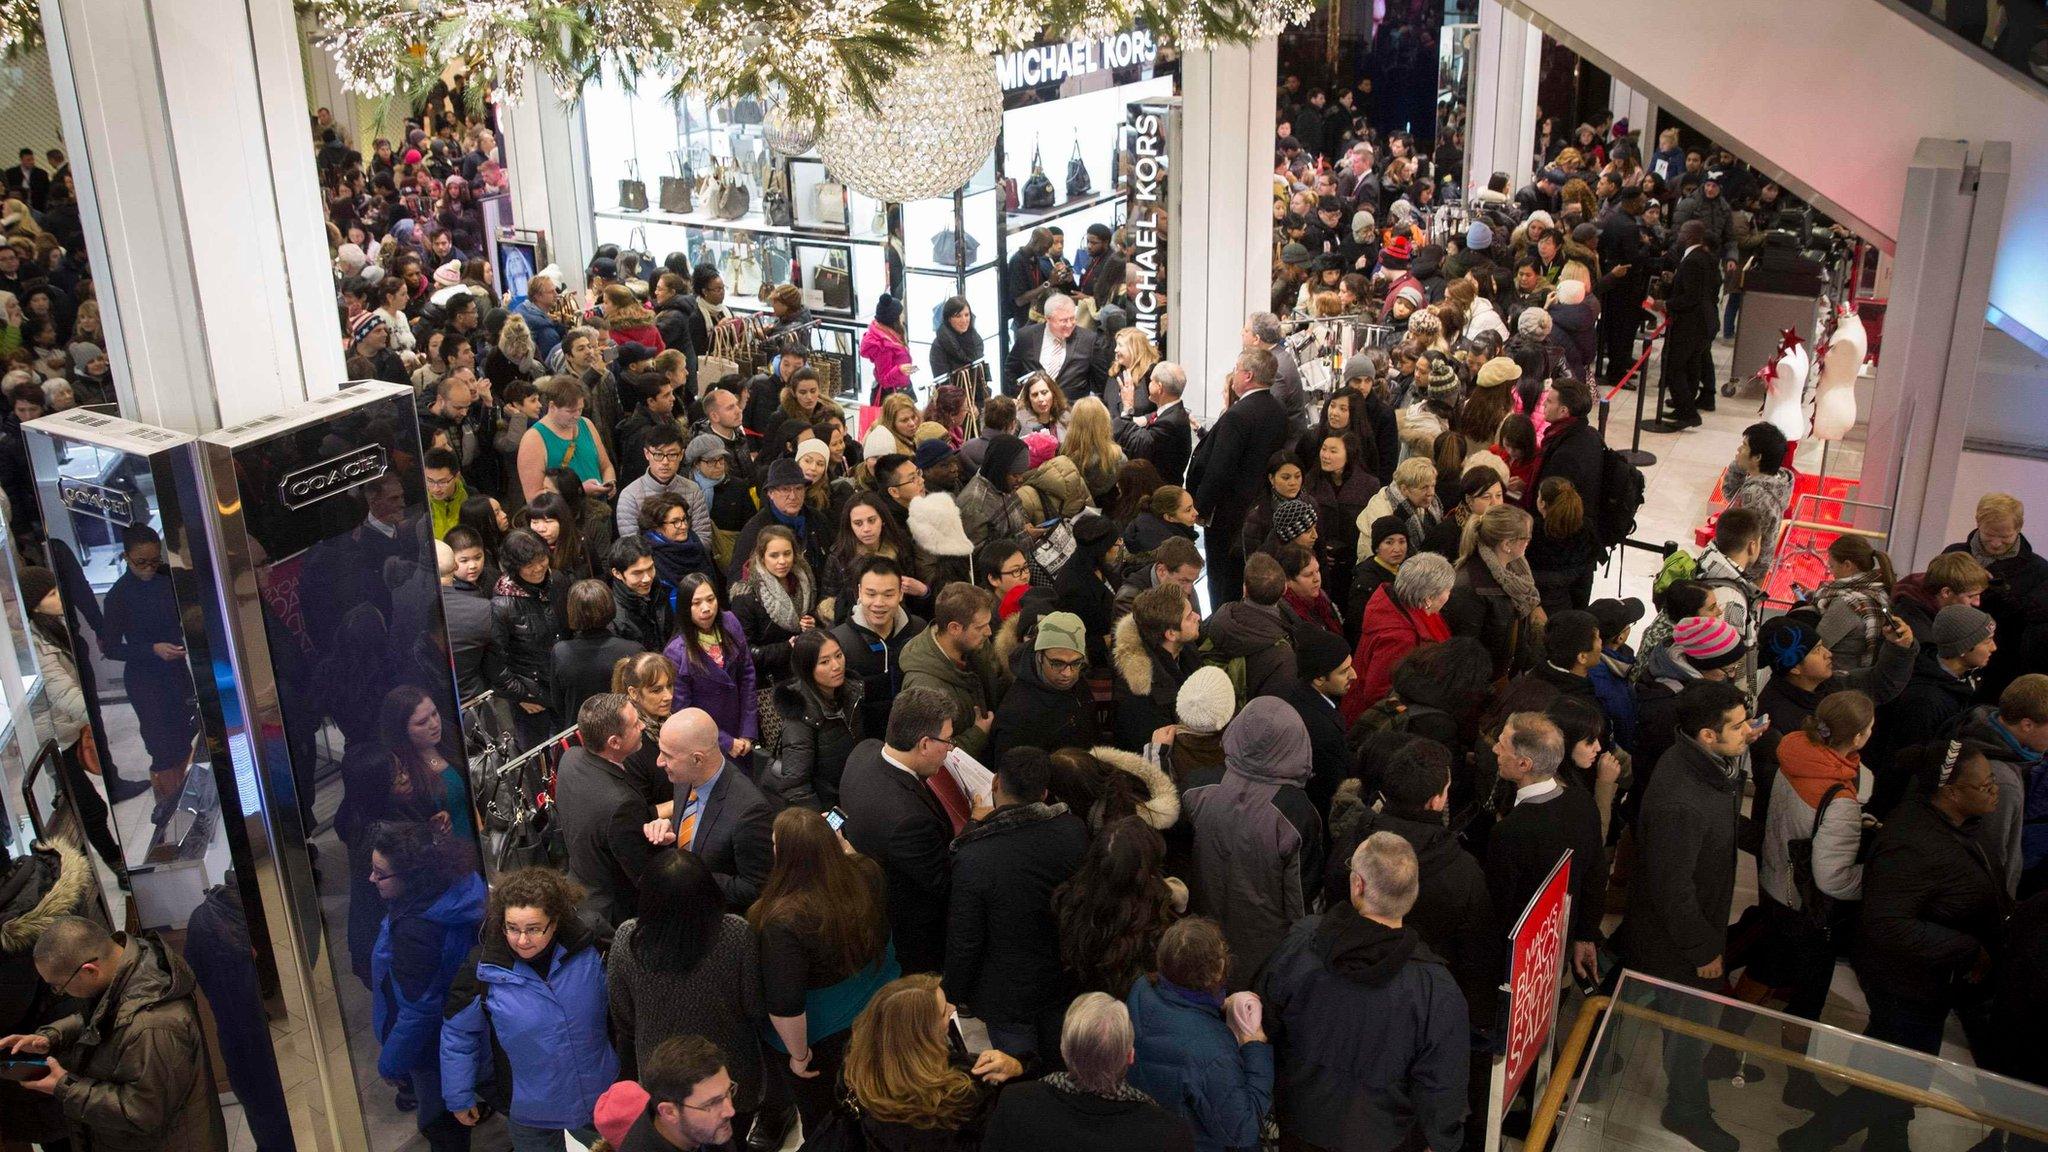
[
  {"xmin": 368, "ymin": 868, "xmax": 397, "ymax": 884},
  {"xmin": 681, "ymin": 1083, "xmax": 739, "ymax": 1112},
  {"xmin": 649, "ymin": 449, "xmax": 683, "ymax": 462},
  {"xmin": 998, "ymin": 564, "xmax": 1031, "ymax": 579},
  {"xmin": 504, "ymin": 920, "xmax": 555, "ymax": 941},
  {"xmin": 1043, "ymin": 655, "xmax": 1087, "ymax": 673},
  {"xmin": 50, "ymin": 960, "xmax": 89, "ymax": 998},
  {"xmin": 921, "ymin": 734, "xmax": 956, "ymax": 752}
]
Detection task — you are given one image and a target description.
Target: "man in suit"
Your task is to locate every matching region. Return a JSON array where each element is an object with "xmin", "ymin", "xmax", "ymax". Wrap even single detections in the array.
[
  {"xmin": 1006, "ymin": 293, "xmax": 1106, "ymax": 403},
  {"xmin": 645, "ymin": 708, "xmax": 776, "ymax": 908},
  {"xmin": 1594, "ymin": 187, "xmax": 1651, "ymax": 387},
  {"xmin": 1648, "ymin": 219, "xmax": 1720, "ymax": 431},
  {"xmin": 1188, "ymin": 347, "xmax": 1293, "ymax": 609},
  {"xmin": 838, "ymin": 686, "xmax": 967, "ymax": 974},
  {"xmin": 1245, "ymin": 312, "xmax": 1307, "ymax": 432},
  {"xmin": 1112, "ymin": 361, "xmax": 1193, "ymax": 486},
  {"xmin": 5, "ymin": 148, "xmax": 49, "ymax": 210},
  {"xmin": 555, "ymin": 693, "xmax": 654, "ymax": 930}
]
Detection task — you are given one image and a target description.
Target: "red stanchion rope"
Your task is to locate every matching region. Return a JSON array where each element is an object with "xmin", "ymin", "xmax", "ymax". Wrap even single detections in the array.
[{"xmin": 1603, "ymin": 317, "xmax": 1669, "ymax": 405}]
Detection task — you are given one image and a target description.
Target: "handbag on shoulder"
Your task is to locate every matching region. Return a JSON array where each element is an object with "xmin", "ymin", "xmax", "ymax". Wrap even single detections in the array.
[
  {"xmin": 1065, "ymin": 140, "xmax": 1093, "ymax": 198},
  {"xmin": 764, "ymin": 167, "xmax": 794, "ymax": 227},
  {"xmin": 659, "ymin": 152, "xmax": 693, "ymax": 213},
  {"xmin": 931, "ymin": 228, "xmax": 980, "ymax": 267},
  {"xmin": 618, "ymin": 160, "xmax": 648, "ymax": 211},
  {"xmin": 1020, "ymin": 141, "xmax": 1055, "ymax": 209}
]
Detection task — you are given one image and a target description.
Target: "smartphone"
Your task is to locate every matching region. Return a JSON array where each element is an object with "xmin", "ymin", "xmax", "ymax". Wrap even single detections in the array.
[
  {"xmin": 1037, "ymin": 517, "xmax": 1061, "ymax": 529},
  {"xmin": 1749, "ymin": 714, "xmax": 1772, "ymax": 735},
  {"xmin": 824, "ymin": 807, "xmax": 847, "ymax": 832},
  {"xmin": 0, "ymin": 1056, "xmax": 49, "ymax": 1081}
]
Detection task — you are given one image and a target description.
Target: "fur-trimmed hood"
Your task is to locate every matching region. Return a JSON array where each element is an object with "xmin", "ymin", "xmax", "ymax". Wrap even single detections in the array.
[
  {"xmin": 1, "ymin": 838, "xmax": 91, "ymax": 952},
  {"xmin": 1111, "ymin": 615, "xmax": 1154, "ymax": 697},
  {"xmin": 907, "ymin": 492, "xmax": 974, "ymax": 559},
  {"xmin": 1088, "ymin": 744, "xmax": 1181, "ymax": 830},
  {"xmin": 994, "ymin": 612, "xmax": 1030, "ymax": 670}
]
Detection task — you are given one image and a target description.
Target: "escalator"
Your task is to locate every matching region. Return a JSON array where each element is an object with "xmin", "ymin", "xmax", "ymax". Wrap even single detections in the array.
[{"xmin": 1496, "ymin": 0, "xmax": 2048, "ymax": 348}]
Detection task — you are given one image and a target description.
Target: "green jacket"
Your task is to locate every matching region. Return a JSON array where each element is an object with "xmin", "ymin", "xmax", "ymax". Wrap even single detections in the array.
[{"xmin": 898, "ymin": 627, "xmax": 1001, "ymax": 757}]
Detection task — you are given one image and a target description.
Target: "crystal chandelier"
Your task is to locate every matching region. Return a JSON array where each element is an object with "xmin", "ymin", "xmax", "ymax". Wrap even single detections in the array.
[
  {"xmin": 761, "ymin": 91, "xmax": 820, "ymax": 157},
  {"xmin": 815, "ymin": 51, "xmax": 1002, "ymax": 203}
]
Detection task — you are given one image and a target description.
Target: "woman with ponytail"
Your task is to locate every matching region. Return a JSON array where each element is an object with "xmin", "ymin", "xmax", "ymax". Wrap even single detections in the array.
[
  {"xmin": 1527, "ymin": 476, "xmax": 1599, "ymax": 612},
  {"xmin": 1810, "ymin": 536, "xmax": 1898, "ymax": 672}
]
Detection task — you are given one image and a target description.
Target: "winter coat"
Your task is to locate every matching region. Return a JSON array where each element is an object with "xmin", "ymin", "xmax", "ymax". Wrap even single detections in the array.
[
  {"xmin": 1954, "ymin": 705, "xmax": 2045, "ymax": 894},
  {"xmin": 907, "ymin": 492, "xmax": 978, "ymax": 592},
  {"xmin": 860, "ymin": 322, "xmax": 915, "ymax": 400},
  {"xmin": 770, "ymin": 677, "xmax": 865, "ymax": 807},
  {"xmin": 441, "ymin": 918, "xmax": 620, "ymax": 1128},
  {"xmin": 1530, "ymin": 416, "xmax": 1605, "ymax": 537},
  {"xmin": 1759, "ymin": 737, "xmax": 1868, "ymax": 910},
  {"xmin": 900, "ymin": 627, "xmax": 1003, "ymax": 760},
  {"xmin": 832, "ymin": 608, "xmax": 928, "ymax": 738},
  {"xmin": 1110, "ymin": 615, "xmax": 1203, "ymax": 750},
  {"xmin": 372, "ymin": 871, "xmax": 489, "ymax": 1078},
  {"xmin": 730, "ymin": 568, "xmax": 818, "ymax": 684},
  {"xmin": 1339, "ymin": 584, "xmax": 1452, "ymax": 726},
  {"xmin": 28, "ymin": 629, "xmax": 87, "ymax": 747},
  {"xmin": 1443, "ymin": 556, "xmax": 1539, "ymax": 681},
  {"xmin": 607, "ymin": 915, "xmax": 764, "ymax": 1106},
  {"xmin": 1528, "ymin": 520, "xmax": 1601, "ymax": 612},
  {"xmin": 609, "ymin": 576, "xmax": 675, "ymax": 652},
  {"xmin": 1545, "ymin": 297, "xmax": 1599, "ymax": 381},
  {"xmin": 1184, "ymin": 698, "xmax": 1325, "ymax": 987},
  {"xmin": 551, "ymin": 630, "xmax": 645, "ymax": 720},
  {"xmin": 664, "ymin": 611, "xmax": 758, "ymax": 753},
  {"xmin": 1942, "ymin": 530, "xmax": 2048, "ymax": 689},
  {"xmin": 1254, "ymin": 908, "xmax": 1468, "ymax": 1152},
  {"xmin": 955, "ymin": 472, "xmax": 1033, "ymax": 547},
  {"xmin": 1, "ymin": 840, "xmax": 93, "ymax": 1143},
  {"xmin": 1867, "ymin": 646, "xmax": 1979, "ymax": 812},
  {"xmin": 983, "ymin": 1078, "xmax": 1195, "ymax": 1152},
  {"xmin": 644, "ymin": 529, "xmax": 721, "ymax": 612},
  {"xmin": 728, "ymin": 506, "xmax": 830, "ymax": 586},
  {"xmin": 1015, "ymin": 454, "xmax": 1092, "ymax": 524},
  {"xmin": 1126, "ymin": 974, "xmax": 1275, "ymax": 1152},
  {"xmin": 605, "ymin": 310, "xmax": 666, "ymax": 353},
  {"xmin": 1487, "ymin": 780, "xmax": 1607, "ymax": 947},
  {"xmin": 491, "ymin": 570, "xmax": 570, "ymax": 710},
  {"xmin": 944, "ymin": 802, "xmax": 1089, "ymax": 1026},
  {"xmin": 989, "ymin": 644, "xmax": 1102, "ymax": 763},
  {"xmin": 1721, "ymin": 464, "xmax": 1795, "ymax": 581},
  {"xmin": 1619, "ymin": 738, "xmax": 1743, "ymax": 984},
  {"xmin": 34, "ymin": 933, "xmax": 228, "ymax": 1152},
  {"xmin": 1201, "ymin": 600, "xmax": 1299, "ymax": 703},
  {"xmin": 1853, "ymin": 798, "xmax": 2010, "ymax": 1008},
  {"xmin": 1324, "ymin": 799, "xmax": 1495, "ymax": 1028}
]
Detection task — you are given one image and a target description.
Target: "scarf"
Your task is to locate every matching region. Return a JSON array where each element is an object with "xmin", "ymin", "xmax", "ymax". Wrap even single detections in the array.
[
  {"xmin": 1777, "ymin": 730, "xmax": 1860, "ymax": 810},
  {"xmin": 769, "ymin": 502, "xmax": 809, "ymax": 544},
  {"xmin": 1478, "ymin": 543, "xmax": 1543, "ymax": 617},
  {"xmin": 1155, "ymin": 976, "xmax": 1226, "ymax": 1014},
  {"xmin": 1040, "ymin": 1071, "xmax": 1158, "ymax": 1106},
  {"xmin": 1385, "ymin": 485, "xmax": 1441, "ymax": 549},
  {"xmin": 746, "ymin": 567, "xmax": 812, "ymax": 632},
  {"xmin": 1698, "ymin": 738, "xmax": 1752, "ymax": 785},
  {"xmin": 692, "ymin": 469, "xmax": 720, "ymax": 506},
  {"xmin": 932, "ymin": 320, "xmax": 985, "ymax": 376},
  {"xmin": 1970, "ymin": 532, "xmax": 2017, "ymax": 569}
]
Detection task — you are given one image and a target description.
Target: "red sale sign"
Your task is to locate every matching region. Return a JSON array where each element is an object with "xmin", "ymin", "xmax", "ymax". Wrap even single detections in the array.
[{"xmin": 1501, "ymin": 851, "xmax": 1571, "ymax": 1111}]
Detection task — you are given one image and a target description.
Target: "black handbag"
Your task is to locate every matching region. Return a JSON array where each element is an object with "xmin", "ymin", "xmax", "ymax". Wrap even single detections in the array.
[
  {"xmin": 931, "ymin": 228, "xmax": 979, "ymax": 267},
  {"xmin": 1788, "ymin": 782, "xmax": 1866, "ymax": 943},
  {"xmin": 659, "ymin": 152, "xmax": 693, "ymax": 214},
  {"xmin": 1065, "ymin": 140, "xmax": 1093, "ymax": 198},
  {"xmin": 815, "ymin": 263, "xmax": 853, "ymax": 311},
  {"xmin": 1021, "ymin": 142, "xmax": 1055, "ymax": 209},
  {"xmin": 618, "ymin": 160, "xmax": 648, "ymax": 211},
  {"xmin": 764, "ymin": 167, "xmax": 794, "ymax": 227}
]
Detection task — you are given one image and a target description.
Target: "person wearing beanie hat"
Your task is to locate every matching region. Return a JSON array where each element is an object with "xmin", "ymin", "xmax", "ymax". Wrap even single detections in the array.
[
  {"xmin": 987, "ymin": 610, "xmax": 1100, "ymax": 760},
  {"xmin": 912, "ymin": 437, "xmax": 954, "ymax": 472},
  {"xmin": 1270, "ymin": 498, "xmax": 1319, "ymax": 549},
  {"xmin": 1749, "ymin": 607, "xmax": 1920, "ymax": 822},
  {"xmin": 1177, "ymin": 666, "xmax": 1238, "ymax": 736},
  {"xmin": 1466, "ymin": 219, "xmax": 1495, "ymax": 252},
  {"xmin": 954, "ymin": 432, "xmax": 1034, "ymax": 546},
  {"xmin": 793, "ymin": 436, "xmax": 830, "ymax": 467},
  {"xmin": 1284, "ymin": 622, "xmax": 1356, "ymax": 817},
  {"xmin": 433, "ymin": 260, "xmax": 463, "ymax": 288},
  {"xmin": 1183, "ymin": 695, "xmax": 1318, "ymax": 984},
  {"xmin": 1351, "ymin": 209, "xmax": 1377, "ymax": 242},
  {"xmin": 1424, "ymin": 356, "xmax": 1460, "ymax": 402},
  {"xmin": 1280, "ymin": 242, "xmax": 1311, "ymax": 268},
  {"xmin": 1858, "ymin": 605, "xmax": 1998, "ymax": 813},
  {"xmin": 1476, "ymin": 357, "xmax": 1521, "ymax": 389},
  {"xmin": 1930, "ymin": 604, "xmax": 1996, "ymax": 662},
  {"xmin": 1380, "ymin": 234, "xmax": 1413, "ymax": 266},
  {"xmin": 1671, "ymin": 615, "xmax": 1747, "ymax": 672}
]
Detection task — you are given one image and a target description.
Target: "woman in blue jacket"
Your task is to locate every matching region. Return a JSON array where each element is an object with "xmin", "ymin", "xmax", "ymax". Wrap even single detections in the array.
[
  {"xmin": 1126, "ymin": 917, "xmax": 1274, "ymax": 1152},
  {"xmin": 370, "ymin": 821, "xmax": 488, "ymax": 1152},
  {"xmin": 441, "ymin": 867, "xmax": 618, "ymax": 1151}
]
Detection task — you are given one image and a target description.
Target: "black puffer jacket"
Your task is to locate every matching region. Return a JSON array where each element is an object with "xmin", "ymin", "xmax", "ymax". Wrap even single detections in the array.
[
  {"xmin": 1, "ymin": 841, "xmax": 93, "ymax": 1143},
  {"xmin": 1442, "ymin": 557, "xmax": 1539, "ymax": 681},
  {"xmin": 989, "ymin": 645, "xmax": 1102, "ymax": 763},
  {"xmin": 770, "ymin": 676, "xmax": 865, "ymax": 808},
  {"xmin": 943, "ymin": 801, "xmax": 1089, "ymax": 1027},
  {"xmin": 491, "ymin": 570, "xmax": 570, "ymax": 709},
  {"xmin": 1853, "ymin": 798, "xmax": 2010, "ymax": 1008},
  {"xmin": 609, "ymin": 577, "xmax": 674, "ymax": 652}
]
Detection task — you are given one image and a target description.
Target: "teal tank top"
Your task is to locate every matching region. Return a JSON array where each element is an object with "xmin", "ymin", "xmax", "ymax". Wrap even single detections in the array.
[{"xmin": 533, "ymin": 418, "xmax": 601, "ymax": 484}]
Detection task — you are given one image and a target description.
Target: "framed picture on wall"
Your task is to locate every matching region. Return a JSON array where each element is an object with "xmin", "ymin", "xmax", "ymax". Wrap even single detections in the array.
[{"xmin": 493, "ymin": 228, "xmax": 547, "ymax": 309}]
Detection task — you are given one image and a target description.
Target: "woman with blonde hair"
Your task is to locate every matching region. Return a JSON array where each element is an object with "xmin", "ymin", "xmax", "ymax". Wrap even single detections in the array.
[
  {"xmin": 1112, "ymin": 325, "xmax": 1160, "ymax": 397},
  {"xmin": 1016, "ymin": 370, "xmax": 1069, "ymax": 438},
  {"xmin": 862, "ymin": 391, "xmax": 921, "ymax": 458},
  {"xmin": 1060, "ymin": 397, "xmax": 1126, "ymax": 506},
  {"xmin": 841, "ymin": 974, "xmax": 1023, "ymax": 1147},
  {"xmin": 1444, "ymin": 503, "xmax": 1543, "ymax": 678}
]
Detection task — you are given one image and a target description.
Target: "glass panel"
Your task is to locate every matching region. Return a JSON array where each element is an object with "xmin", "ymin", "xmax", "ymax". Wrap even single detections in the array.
[{"xmin": 1553, "ymin": 972, "xmax": 2048, "ymax": 1152}]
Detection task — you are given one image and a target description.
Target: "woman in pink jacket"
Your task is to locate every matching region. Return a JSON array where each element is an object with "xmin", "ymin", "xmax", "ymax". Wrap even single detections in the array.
[{"xmin": 859, "ymin": 294, "xmax": 914, "ymax": 403}]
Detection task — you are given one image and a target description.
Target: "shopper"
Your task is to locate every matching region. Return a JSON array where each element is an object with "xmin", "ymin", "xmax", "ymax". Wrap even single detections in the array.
[
  {"xmin": 1444, "ymin": 504, "xmax": 1544, "ymax": 681},
  {"xmin": 841, "ymin": 974, "xmax": 1025, "ymax": 1149},
  {"xmin": 664, "ymin": 573, "xmax": 759, "ymax": 759},
  {"xmin": 20, "ymin": 566, "xmax": 125, "ymax": 883},
  {"xmin": 552, "ymin": 578, "xmax": 645, "ymax": 721},
  {"xmin": 1056, "ymin": 817, "xmax": 1183, "ymax": 998},
  {"xmin": 1125, "ymin": 918, "xmax": 1275, "ymax": 1152},
  {"xmin": 982, "ymin": 993, "xmax": 1196, "ymax": 1152},
  {"xmin": 1806, "ymin": 536, "xmax": 1897, "ymax": 673},
  {"xmin": 554, "ymin": 693, "xmax": 654, "ymax": 930},
  {"xmin": 1189, "ymin": 348, "xmax": 1293, "ymax": 608},
  {"xmin": 1341, "ymin": 552, "xmax": 1455, "ymax": 723}
]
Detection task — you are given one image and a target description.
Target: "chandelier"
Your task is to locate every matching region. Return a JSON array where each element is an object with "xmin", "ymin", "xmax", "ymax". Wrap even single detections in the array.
[{"xmin": 815, "ymin": 51, "xmax": 1002, "ymax": 203}]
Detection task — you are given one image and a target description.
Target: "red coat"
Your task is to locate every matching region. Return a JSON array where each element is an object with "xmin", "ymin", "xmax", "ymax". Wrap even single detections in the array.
[
  {"xmin": 606, "ymin": 322, "xmax": 665, "ymax": 352},
  {"xmin": 1339, "ymin": 583, "xmax": 1451, "ymax": 725}
]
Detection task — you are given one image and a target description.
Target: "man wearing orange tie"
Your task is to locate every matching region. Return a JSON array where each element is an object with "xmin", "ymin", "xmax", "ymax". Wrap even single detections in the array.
[{"xmin": 644, "ymin": 708, "xmax": 776, "ymax": 907}]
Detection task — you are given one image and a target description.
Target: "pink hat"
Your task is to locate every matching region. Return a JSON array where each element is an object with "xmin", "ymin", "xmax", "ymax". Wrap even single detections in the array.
[
  {"xmin": 1671, "ymin": 616, "xmax": 1745, "ymax": 670},
  {"xmin": 403, "ymin": 148, "xmax": 423, "ymax": 165},
  {"xmin": 433, "ymin": 260, "xmax": 463, "ymax": 287},
  {"xmin": 1024, "ymin": 430, "xmax": 1058, "ymax": 468},
  {"xmin": 592, "ymin": 1080, "xmax": 649, "ymax": 1146}
]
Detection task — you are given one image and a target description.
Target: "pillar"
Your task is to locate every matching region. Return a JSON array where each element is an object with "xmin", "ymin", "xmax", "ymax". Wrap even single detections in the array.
[
  {"xmin": 1467, "ymin": 0, "xmax": 1541, "ymax": 192},
  {"xmin": 1176, "ymin": 38, "xmax": 1277, "ymax": 424},
  {"xmin": 498, "ymin": 68, "xmax": 595, "ymax": 290},
  {"xmin": 1607, "ymin": 76, "xmax": 1653, "ymax": 152},
  {"xmin": 1863, "ymin": 137, "xmax": 2009, "ymax": 568},
  {"xmin": 41, "ymin": 0, "xmax": 345, "ymax": 434}
]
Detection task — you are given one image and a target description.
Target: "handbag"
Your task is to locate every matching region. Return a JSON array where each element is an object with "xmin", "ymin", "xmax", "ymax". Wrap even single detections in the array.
[
  {"xmin": 1788, "ymin": 782, "xmax": 1865, "ymax": 944},
  {"xmin": 815, "ymin": 178, "xmax": 848, "ymax": 227},
  {"xmin": 1065, "ymin": 140, "xmax": 1093, "ymax": 198},
  {"xmin": 764, "ymin": 167, "xmax": 794, "ymax": 227},
  {"xmin": 713, "ymin": 163, "xmax": 752, "ymax": 220},
  {"xmin": 814, "ymin": 261, "xmax": 852, "ymax": 310},
  {"xmin": 701, "ymin": 317, "xmax": 743, "ymax": 385},
  {"xmin": 931, "ymin": 228, "xmax": 980, "ymax": 267},
  {"xmin": 659, "ymin": 152, "xmax": 693, "ymax": 214},
  {"xmin": 1020, "ymin": 142, "xmax": 1055, "ymax": 209},
  {"xmin": 618, "ymin": 160, "xmax": 648, "ymax": 211},
  {"xmin": 732, "ymin": 95, "xmax": 765, "ymax": 125},
  {"xmin": 728, "ymin": 242, "xmax": 763, "ymax": 296},
  {"xmin": 1001, "ymin": 175, "xmax": 1020, "ymax": 212}
]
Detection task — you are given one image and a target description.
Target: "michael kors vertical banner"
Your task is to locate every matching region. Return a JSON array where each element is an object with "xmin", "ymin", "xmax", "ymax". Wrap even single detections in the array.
[{"xmin": 1124, "ymin": 97, "xmax": 1180, "ymax": 350}]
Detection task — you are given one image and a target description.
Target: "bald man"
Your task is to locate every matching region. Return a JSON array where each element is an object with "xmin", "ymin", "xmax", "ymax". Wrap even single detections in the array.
[{"xmin": 644, "ymin": 708, "xmax": 775, "ymax": 906}]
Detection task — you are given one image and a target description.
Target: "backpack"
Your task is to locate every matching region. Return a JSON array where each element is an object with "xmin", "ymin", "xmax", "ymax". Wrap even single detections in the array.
[
  {"xmin": 1349, "ymin": 694, "xmax": 1448, "ymax": 739},
  {"xmin": 1595, "ymin": 445, "xmax": 1646, "ymax": 550},
  {"xmin": 1652, "ymin": 547, "xmax": 1699, "ymax": 595},
  {"xmin": 1198, "ymin": 633, "xmax": 1291, "ymax": 709}
]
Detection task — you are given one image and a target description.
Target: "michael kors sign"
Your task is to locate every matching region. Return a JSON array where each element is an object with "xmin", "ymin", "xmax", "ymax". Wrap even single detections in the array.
[
  {"xmin": 278, "ymin": 445, "xmax": 389, "ymax": 510},
  {"xmin": 56, "ymin": 478, "xmax": 138, "ymax": 526}
]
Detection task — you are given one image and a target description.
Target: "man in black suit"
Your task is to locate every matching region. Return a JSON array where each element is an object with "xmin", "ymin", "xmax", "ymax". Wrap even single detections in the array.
[
  {"xmin": 5, "ymin": 149, "xmax": 49, "ymax": 210},
  {"xmin": 1648, "ymin": 219, "xmax": 1720, "ymax": 431},
  {"xmin": 1594, "ymin": 188, "xmax": 1651, "ymax": 387},
  {"xmin": 1188, "ymin": 347, "xmax": 1293, "ymax": 608},
  {"xmin": 647, "ymin": 707, "xmax": 776, "ymax": 908},
  {"xmin": 838, "ymin": 686, "xmax": 966, "ymax": 974},
  {"xmin": 555, "ymin": 693, "xmax": 655, "ymax": 930},
  {"xmin": 1112, "ymin": 361, "xmax": 1193, "ymax": 485},
  {"xmin": 1005, "ymin": 293, "xmax": 1106, "ymax": 402}
]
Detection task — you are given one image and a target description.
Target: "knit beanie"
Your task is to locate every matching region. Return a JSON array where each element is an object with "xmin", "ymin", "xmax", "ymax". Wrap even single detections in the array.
[
  {"xmin": 433, "ymin": 260, "xmax": 463, "ymax": 287},
  {"xmin": 1466, "ymin": 220, "xmax": 1495, "ymax": 251},
  {"xmin": 68, "ymin": 342, "xmax": 104, "ymax": 372},
  {"xmin": 1757, "ymin": 615, "xmax": 1819, "ymax": 673},
  {"xmin": 1351, "ymin": 210, "xmax": 1376, "ymax": 241},
  {"xmin": 1425, "ymin": 359, "xmax": 1460, "ymax": 401},
  {"xmin": 1671, "ymin": 616, "xmax": 1745, "ymax": 670},
  {"xmin": 1034, "ymin": 611, "xmax": 1087, "ymax": 654},
  {"xmin": 1342, "ymin": 355, "xmax": 1377, "ymax": 383},
  {"xmin": 1392, "ymin": 283, "xmax": 1426, "ymax": 311},
  {"xmin": 1476, "ymin": 357, "xmax": 1522, "ymax": 388},
  {"xmin": 1273, "ymin": 499, "xmax": 1318, "ymax": 543},
  {"xmin": 1931, "ymin": 604, "xmax": 1995, "ymax": 660},
  {"xmin": 1176, "ymin": 666, "xmax": 1238, "ymax": 735},
  {"xmin": 983, "ymin": 433, "xmax": 1031, "ymax": 479},
  {"xmin": 794, "ymin": 437, "xmax": 830, "ymax": 465},
  {"xmin": 1296, "ymin": 626, "xmax": 1352, "ymax": 684},
  {"xmin": 18, "ymin": 565, "xmax": 55, "ymax": 612},
  {"xmin": 914, "ymin": 421, "xmax": 950, "ymax": 445}
]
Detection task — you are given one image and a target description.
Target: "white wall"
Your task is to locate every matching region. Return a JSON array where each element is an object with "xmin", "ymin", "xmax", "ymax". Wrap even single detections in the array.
[
  {"xmin": 1507, "ymin": 0, "xmax": 2048, "ymax": 345},
  {"xmin": 1942, "ymin": 450, "xmax": 2048, "ymax": 568}
]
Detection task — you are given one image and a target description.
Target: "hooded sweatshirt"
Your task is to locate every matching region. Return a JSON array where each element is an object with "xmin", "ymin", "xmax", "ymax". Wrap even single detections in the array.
[
  {"xmin": 1955, "ymin": 704, "xmax": 2045, "ymax": 893},
  {"xmin": 1184, "ymin": 697, "xmax": 1325, "ymax": 987}
]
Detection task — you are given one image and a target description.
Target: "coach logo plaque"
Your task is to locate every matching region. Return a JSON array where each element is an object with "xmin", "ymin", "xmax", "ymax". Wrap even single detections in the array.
[
  {"xmin": 279, "ymin": 445, "xmax": 389, "ymax": 510},
  {"xmin": 56, "ymin": 478, "xmax": 137, "ymax": 526}
]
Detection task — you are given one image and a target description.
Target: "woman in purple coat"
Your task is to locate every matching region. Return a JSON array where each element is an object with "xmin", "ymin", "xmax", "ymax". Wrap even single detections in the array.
[{"xmin": 664, "ymin": 572, "xmax": 759, "ymax": 760}]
